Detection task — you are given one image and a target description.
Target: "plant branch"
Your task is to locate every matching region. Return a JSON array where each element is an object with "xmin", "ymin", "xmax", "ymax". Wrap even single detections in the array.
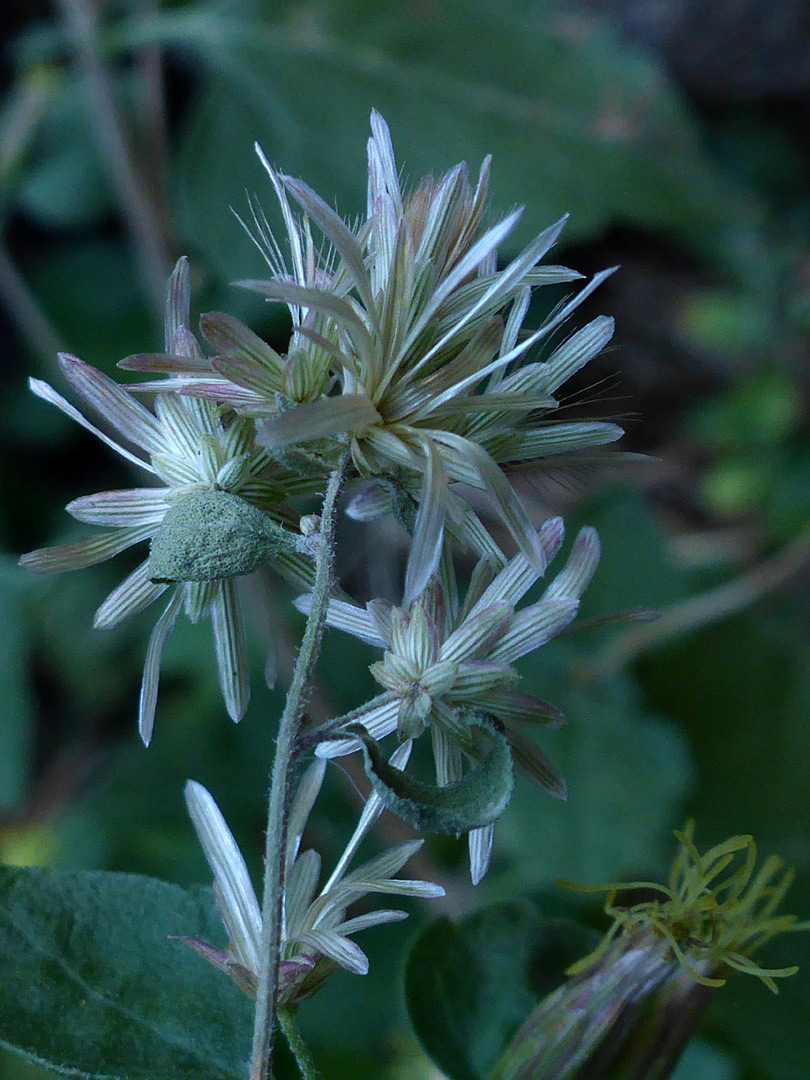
[
  {"xmin": 590, "ymin": 523, "xmax": 810, "ymax": 677},
  {"xmin": 134, "ymin": 0, "xmax": 171, "ymax": 241},
  {"xmin": 57, "ymin": 0, "xmax": 170, "ymax": 326},
  {"xmin": 0, "ymin": 245, "xmax": 64, "ymax": 369},
  {"xmin": 250, "ymin": 455, "xmax": 347, "ymax": 1080}
]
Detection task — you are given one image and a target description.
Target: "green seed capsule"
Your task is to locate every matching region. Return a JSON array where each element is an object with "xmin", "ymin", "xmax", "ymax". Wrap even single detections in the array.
[{"xmin": 148, "ymin": 490, "xmax": 290, "ymax": 583}]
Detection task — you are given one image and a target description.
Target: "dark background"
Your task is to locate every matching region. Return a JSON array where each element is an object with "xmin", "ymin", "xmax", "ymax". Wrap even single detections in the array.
[{"xmin": 1, "ymin": 2, "xmax": 810, "ymax": 1078}]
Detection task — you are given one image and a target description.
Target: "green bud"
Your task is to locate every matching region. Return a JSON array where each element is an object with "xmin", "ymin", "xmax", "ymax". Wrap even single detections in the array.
[
  {"xmin": 492, "ymin": 932, "xmax": 702, "ymax": 1080},
  {"xmin": 148, "ymin": 490, "xmax": 293, "ymax": 583}
]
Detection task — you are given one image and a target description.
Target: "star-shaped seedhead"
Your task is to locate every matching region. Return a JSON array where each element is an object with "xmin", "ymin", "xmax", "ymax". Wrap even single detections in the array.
[
  {"xmin": 182, "ymin": 754, "xmax": 444, "ymax": 1004},
  {"xmin": 19, "ymin": 259, "xmax": 320, "ymax": 743},
  {"xmin": 300, "ymin": 518, "xmax": 600, "ymax": 882},
  {"xmin": 128, "ymin": 113, "xmax": 621, "ymax": 602}
]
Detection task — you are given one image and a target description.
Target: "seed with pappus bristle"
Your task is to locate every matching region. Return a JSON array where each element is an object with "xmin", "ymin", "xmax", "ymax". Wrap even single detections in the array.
[{"xmin": 148, "ymin": 490, "xmax": 296, "ymax": 583}]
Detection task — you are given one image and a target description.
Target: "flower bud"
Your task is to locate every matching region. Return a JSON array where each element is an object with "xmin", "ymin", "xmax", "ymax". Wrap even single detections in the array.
[
  {"xmin": 495, "ymin": 822, "xmax": 808, "ymax": 1080},
  {"xmin": 493, "ymin": 932, "xmax": 710, "ymax": 1080},
  {"xmin": 148, "ymin": 490, "xmax": 291, "ymax": 582}
]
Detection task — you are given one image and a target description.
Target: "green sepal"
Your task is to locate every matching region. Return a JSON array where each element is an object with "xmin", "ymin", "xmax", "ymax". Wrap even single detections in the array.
[
  {"xmin": 348, "ymin": 716, "xmax": 514, "ymax": 834},
  {"xmin": 148, "ymin": 489, "xmax": 297, "ymax": 582}
]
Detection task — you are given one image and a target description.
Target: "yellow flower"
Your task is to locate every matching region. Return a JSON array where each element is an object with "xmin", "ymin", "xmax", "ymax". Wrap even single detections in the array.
[{"xmin": 564, "ymin": 820, "xmax": 810, "ymax": 992}]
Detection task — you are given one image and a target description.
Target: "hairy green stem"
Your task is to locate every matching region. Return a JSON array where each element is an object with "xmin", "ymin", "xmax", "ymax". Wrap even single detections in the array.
[
  {"xmin": 279, "ymin": 1009, "xmax": 321, "ymax": 1080},
  {"xmin": 250, "ymin": 456, "xmax": 347, "ymax": 1080},
  {"xmin": 300, "ymin": 691, "xmax": 396, "ymax": 750}
]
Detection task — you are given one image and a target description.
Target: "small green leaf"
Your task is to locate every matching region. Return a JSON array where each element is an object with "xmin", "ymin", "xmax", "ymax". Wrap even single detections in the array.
[
  {"xmin": 496, "ymin": 639, "xmax": 692, "ymax": 890},
  {"xmin": 350, "ymin": 718, "xmax": 513, "ymax": 834},
  {"xmin": 405, "ymin": 901, "xmax": 596, "ymax": 1080},
  {"xmin": 0, "ymin": 865, "xmax": 251, "ymax": 1080},
  {"xmin": 14, "ymin": 76, "xmax": 112, "ymax": 229}
]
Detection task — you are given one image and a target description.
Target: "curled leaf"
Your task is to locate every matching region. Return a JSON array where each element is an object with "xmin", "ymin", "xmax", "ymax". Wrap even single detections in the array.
[{"xmin": 348, "ymin": 718, "xmax": 513, "ymax": 835}]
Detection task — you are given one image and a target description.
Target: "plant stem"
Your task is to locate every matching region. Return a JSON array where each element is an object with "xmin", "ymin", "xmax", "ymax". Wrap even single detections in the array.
[
  {"xmin": 0, "ymin": 245, "xmax": 64, "ymax": 368},
  {"xmin": 279, "ymin": 1009, "xmax": 321, "ymax": 1080},
  {"xmin": 134, "ymin": 0, "xmax": 171, "ymax": 242},
  {"xmin": 57, "ymin": 0, "xmax": 170, "ymax": 327},
  {"xmin": 590, "ymin": 522, "xmax": 810, "ymax": 677},
  {"xmin": 250, "ymin": 456, "xmax": 347, "ymax": 1080}
]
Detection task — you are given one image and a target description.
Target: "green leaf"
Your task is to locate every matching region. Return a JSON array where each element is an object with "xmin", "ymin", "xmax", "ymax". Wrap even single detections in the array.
[
  {"xmin": 670, "ymin": 1038, "xmax": 741, "ymax": 1080},
  {"xmin": 577, "ymin": 491, "xmax": 689, "ymax": 617},
  {"xmin": 493, "ymin": 641, "xmax": 692, "ymax": 889},
  {"xmin": 161, "ymin": 0, "xmax": 759, "ymax": 284},
  {"xmin": 13, "ymin": 76, "xmax": 112, "ymax": 229},
  {"xmin": 25, "ymin": 239, "xmax": 151, "ymax": 378},
  {"xmin": 350, "ymin": 718, "xmax": 513, "ymax": 834},
  {"xmin": 405, "ymin": 900, "xmax": 597, "ymax": 1080},
  {"xmin": 0, "ymin": 866, "xmax": 251, "ymax": 1080}
]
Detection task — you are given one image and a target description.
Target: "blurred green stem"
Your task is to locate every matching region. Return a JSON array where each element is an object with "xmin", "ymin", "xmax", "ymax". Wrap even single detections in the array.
[
  {"xmin": 250, "ymin": 455, "xmax": 347, "ymax": 1080},
  {"xmin": 57, "ymin": 0, "xmax": 170, "ymax": 327},
  {"xmin": 0, "ymin": 244, "xmax": 63, "ymax": 367},
  {"xmin": 279, "ymin": 1009, "xmax": 321, "ymax": 1080},
  {"xmin": 133, "ymin": 0, "xmax": 170, "ymax": 243},
  {"xmin": 591, "ymin": 522, "xmax": 810, "ymax": 676}
]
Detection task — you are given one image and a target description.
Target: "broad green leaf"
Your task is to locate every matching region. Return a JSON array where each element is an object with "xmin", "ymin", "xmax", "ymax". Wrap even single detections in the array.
[
  {"xmin": 405, "ymin": 901, "xmax": 596, "ymax": 1080},
  {"xmin": 13, "ymin": 77, "xmax": 112, "ymax": 230},
  {"xmin": 0, "ymin": 866, "xmax": 251, "ymax": 1080},
  {"xmin": 492, "ymin": 640, "xmax": 692, "ymax": 890},
  {"xmin": 576, "ymin": 490, "xmax": 689, "ymax": 618},
  {"xmin": 350, "ymin": 719, "xmax": 513, "ymax": 834},
  {"xmin": 0, "ymin": 1045, "xmax": 53, "ymax": 1080},
  {"xmin": 150, "ymin": 0, "xmax": 760, "ymax": 283},
  {"xmin": 671, "ymin": 1038, "xmax": 741, "ymax": 1080},
  {"xmin": 25, "ymin": 240, "xmax": 150, "ymax": 377}
]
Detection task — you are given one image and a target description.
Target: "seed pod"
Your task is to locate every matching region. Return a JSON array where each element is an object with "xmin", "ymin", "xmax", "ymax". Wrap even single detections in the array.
[{"xmin": 148, "ymin": 490, "xmax": 290, "ymax": 582}]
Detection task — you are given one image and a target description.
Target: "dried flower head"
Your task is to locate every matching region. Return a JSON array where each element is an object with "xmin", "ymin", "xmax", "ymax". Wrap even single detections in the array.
[
  {"xmin": 303, "ymin": 518, "xmax": 600, "ymax": 881},
  {"xmin": 142, "ymin": 112, "xmax": 621, "ymax": 601},
  {"xmin": 565, "ymin": 820, "xmax": 810, "ymax": 992},
  {"xmin": 20, "ymin": 259, "xmax": 320, "ymax": 743},
  {"xmin": 182, "ymin": 752, "xmax": 444, "ymax": 1004}
]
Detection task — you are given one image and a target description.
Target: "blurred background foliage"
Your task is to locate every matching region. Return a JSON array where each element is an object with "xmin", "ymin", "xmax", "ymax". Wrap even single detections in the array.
[{"xmin": 1, "ymin": 1, "xmax": 809, "ymax": 1078}]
